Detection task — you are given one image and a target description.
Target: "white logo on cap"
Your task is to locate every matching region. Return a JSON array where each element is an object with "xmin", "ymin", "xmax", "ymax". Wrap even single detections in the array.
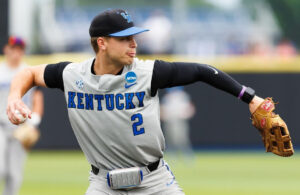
[{"xmin": 120, "ymin": 12, "xmax": 132, "ymax": 23}]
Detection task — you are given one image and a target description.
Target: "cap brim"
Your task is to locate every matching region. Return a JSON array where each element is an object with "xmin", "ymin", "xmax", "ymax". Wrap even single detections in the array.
[{"xmin": 109, "ymin": 27, "xmax": 149, "ymax": 37}]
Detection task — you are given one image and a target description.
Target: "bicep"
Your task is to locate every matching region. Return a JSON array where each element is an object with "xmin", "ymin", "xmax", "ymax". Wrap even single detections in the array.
[{"xmin": 151, "ymin": 60, "xmax": 203, "ymax": 96}]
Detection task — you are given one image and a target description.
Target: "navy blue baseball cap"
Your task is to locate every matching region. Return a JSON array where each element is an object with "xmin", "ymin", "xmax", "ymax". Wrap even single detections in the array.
[{"xmin": 89, "ymin": 9, "xmax": 149, "ymax": 37}]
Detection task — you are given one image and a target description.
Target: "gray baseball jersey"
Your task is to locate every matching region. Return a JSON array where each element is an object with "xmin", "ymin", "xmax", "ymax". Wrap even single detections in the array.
[
  {"xmin": 62, "ymin": 58, "xmax": 164, "ymax": 170},
  {"xmin": 45, "ymin": 58, "xmax": 247, "ymax": 171}
]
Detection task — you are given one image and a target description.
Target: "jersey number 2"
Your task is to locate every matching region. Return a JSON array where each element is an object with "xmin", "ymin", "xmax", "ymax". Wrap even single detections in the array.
[{"xmin": 131, "ymin": 113, "xmax": 145, "ymax": 136}]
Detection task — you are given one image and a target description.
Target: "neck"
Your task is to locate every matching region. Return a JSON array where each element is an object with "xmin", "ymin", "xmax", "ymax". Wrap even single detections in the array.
[{"xmin": 93, "ymin": 54, "xmax": 123, "ymax": 75}]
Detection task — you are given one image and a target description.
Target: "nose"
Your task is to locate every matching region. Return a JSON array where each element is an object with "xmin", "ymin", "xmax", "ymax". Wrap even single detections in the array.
[{"xmin": 130, "ymin": 37, "xmax": 137, "ymax": 48}]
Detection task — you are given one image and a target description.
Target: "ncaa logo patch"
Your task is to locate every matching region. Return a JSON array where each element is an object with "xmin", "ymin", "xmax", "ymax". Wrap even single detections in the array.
[
  {"xmin": 76, "ymin": 79, "xmax": 84, "ymax": 90},
  {"xmin": 125, "ymin": 71, "xmax": 137, "ymax": 89}
]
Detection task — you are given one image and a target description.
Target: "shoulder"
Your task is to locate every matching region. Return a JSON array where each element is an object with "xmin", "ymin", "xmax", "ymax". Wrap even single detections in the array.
[
  {"xmin": 64, "ymin": 58, "xmax": 94, "ymax": 78},
  {"xmin": 129, "ymin": 58, "xmax": 155, "ymax": 72},
  {"xmin": 64, "ymin": 58, "xmax": 94, "ymax": 74}
]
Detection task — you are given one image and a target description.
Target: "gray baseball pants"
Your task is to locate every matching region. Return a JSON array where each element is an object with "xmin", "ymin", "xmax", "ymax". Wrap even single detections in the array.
[
  {"xmin": 0, "ymin": 127, "xmax": 27, "ymax": 195},
  {"xmin": 85, "ymin": 160, "xmax": 185, "ymax": 195}
]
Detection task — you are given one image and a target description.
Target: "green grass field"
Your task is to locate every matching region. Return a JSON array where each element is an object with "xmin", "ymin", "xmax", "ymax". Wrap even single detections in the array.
[{"xmin": 4, "ymin": 150, "xmax": 299, "ymax": 195}]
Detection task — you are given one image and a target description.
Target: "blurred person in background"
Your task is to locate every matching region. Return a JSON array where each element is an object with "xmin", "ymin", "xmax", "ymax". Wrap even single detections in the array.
[
  {"xmin": 0, "ymin": 36, "xmax": 44, "ymax": 195},
  {"xmin": 161, "ymin": 87, "xmax": 195, "ymax": 156},
  {"xmin": 138, "ymin": 9, "xmax": 173, "ymax": 54},
  {"xmin": 276, "ymin": 38, "xmax": 297, "ymax": 57},
  {"xmin": 247, "ymin": 40, "xmax": 273, "ymax": 56}
]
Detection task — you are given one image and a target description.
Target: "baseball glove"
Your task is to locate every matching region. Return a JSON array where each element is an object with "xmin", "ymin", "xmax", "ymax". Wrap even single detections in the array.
[
  {"xmin": 13, "ymin": 123, "xmax": 40, "ymax": 150},
  {"xmin": 251, "ymin": 98, "xmax": 294, "ymax": 157}
]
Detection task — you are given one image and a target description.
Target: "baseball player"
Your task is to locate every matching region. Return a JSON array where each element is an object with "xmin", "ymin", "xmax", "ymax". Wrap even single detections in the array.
[
  {"xmin": 0, "ymin": 36, "xmax": 44, "ymax": 195},
  {"xmin": 6, "ymin": 9, "xmax": 293, "ymax": 195},
  {"xmin": 161, "ymin": 87, "xmax": 195, "ymax": 155}
]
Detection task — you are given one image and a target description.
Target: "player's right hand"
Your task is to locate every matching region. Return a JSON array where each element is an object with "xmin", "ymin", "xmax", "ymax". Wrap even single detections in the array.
[{"xmin": 7, "ymin": 97, "xmax": 32, "ymax": 125}]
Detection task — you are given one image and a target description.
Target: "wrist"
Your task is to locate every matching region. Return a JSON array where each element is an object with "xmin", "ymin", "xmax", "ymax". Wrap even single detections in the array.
[
  {"xmin": 8, "ymin": 92, "xmax": 22, "ymax": 103},
  {"xmin": 249, "ymin": 96, "xmax": 264, "ymax": 114},
  {"xmin": 238, "ymin": 86, "xmax": 255, "ymax": 104}
]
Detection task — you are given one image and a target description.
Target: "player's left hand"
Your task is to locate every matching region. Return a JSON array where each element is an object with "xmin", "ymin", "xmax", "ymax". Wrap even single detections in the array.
[
  {"xmin": 249, "ymin": 96, "xmax": 264, "ymax": 114},
  {"xmin": 250, "ymin": 97, "xmax": 294, "ymax": 157}
]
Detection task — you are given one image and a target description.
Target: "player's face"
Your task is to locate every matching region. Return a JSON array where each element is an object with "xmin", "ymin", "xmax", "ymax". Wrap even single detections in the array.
[
  {"xmin": 4, "ymin": 46, "xmax": 25, "ymax": 67},
  {"xmin": 104, "ymin": 36, "xmax": 137, "ymax": 66}
]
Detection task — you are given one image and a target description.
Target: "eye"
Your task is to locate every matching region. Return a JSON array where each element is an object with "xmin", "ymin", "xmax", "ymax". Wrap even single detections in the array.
[
  {"xmin": 118, "ymin": 37, "xmax": 128, "ymax": 41},
  {"xmin": 119, "ymin": 36, "xmax": 133, "ymax": 41}
]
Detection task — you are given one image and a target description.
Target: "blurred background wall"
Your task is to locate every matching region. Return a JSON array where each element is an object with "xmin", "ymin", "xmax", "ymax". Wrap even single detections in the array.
[
  {"xmin": 1, "ymin": 0, "xmax": 299, "ymax": 150},
  {"xmin": 0, "ymin": 0, "xmax": 8, "ymax": 54}
]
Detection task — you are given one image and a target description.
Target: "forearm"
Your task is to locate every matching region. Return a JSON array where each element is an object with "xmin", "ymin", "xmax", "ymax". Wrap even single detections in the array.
[
  {"xmin": 9, "ymin": 65, "xmax": 47, "ymax": 99},
  {"xmin": 9, "ymin": 68, "xmax": 35, "ymax": 99},
  {"xmin": 7, "ymin": 65, "xmax": 46, "ymax": 125},
  {"xmin": 152, "ymin": 61, "xmax": 245, "ymax": 99}
]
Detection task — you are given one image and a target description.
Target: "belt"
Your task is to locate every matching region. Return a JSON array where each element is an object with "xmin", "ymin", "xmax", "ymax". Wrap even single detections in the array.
[{"xmin": 91, "ymin": 159, "xmax": 161, "ymax": 176}]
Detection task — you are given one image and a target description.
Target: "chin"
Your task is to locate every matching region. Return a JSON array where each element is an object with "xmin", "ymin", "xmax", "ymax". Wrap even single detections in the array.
[{"xmin": 125, "ymin": 58, "xmax": 134, "ymax": 65}]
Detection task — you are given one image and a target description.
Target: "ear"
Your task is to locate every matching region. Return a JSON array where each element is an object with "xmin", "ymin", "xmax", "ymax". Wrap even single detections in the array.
[{"xmin": 97, "ymin": 37, "xmax": 106, "ymax": 50}]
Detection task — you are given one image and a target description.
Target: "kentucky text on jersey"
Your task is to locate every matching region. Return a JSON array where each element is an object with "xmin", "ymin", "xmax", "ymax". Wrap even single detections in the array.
[{"xmin": 67, "ymin": 91, "xmax": 146, "ymax": 111}]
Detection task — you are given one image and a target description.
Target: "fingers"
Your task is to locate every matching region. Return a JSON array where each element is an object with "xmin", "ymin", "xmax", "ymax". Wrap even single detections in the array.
[
  {"xmin": 7, "ymin": 99, "xmax": 32, "ymax": 125},
  {"xmin": 6, "ymin": 101, "xmax": 17, "ymax": 125}
]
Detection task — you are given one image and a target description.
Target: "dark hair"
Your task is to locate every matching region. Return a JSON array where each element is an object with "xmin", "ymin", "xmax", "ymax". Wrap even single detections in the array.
[{"xmin": 90, "ymin": 37, "xmax": 99, "ymax": 53}]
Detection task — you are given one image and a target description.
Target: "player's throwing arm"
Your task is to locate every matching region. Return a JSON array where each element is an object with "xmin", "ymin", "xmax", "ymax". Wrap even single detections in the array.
[{"xmin": 7, "ymin": 65, "xmax": 47, "ymax": 125}]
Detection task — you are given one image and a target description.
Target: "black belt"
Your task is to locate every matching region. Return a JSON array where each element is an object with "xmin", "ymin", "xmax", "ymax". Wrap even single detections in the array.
[{"xmin": 91, "ymin": 160, "xmax": 160, "ymax": 175}]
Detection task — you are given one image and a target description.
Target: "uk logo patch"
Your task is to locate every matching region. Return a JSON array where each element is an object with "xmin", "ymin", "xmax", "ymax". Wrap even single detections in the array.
[
  {"xmin": 125, "ymin": 71, "xmax": 137, "ymax": 89},
  {"xmin": 76, "ymin": 79, "xmax": 84, "ymax": 90}
]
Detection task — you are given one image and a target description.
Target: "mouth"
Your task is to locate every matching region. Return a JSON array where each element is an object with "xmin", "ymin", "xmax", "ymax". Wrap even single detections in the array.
[{"xmin": 127, "ymin": 52, "xmax": 136, "ymax": 58}]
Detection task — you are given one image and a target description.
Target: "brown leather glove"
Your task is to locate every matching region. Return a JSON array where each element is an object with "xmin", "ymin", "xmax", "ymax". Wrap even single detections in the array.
[
  {"xmin": 13, "ymin": 123, "xmax": 40, "ymax": 150},
  {"xmin": 251, "ymin": 98, "xmax": 294, "ymax": 157}
]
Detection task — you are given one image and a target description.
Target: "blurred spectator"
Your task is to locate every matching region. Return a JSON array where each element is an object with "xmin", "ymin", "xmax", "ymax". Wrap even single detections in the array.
[
  {"xmin": 0, "ymin": 36, "xmax": 44, "ymax": 195},
  {"xmin": 226, "ymin": 35, "xmax": 245, "ymax": 55},
  {"xmin": 247, "ymin": 40, "xmax": 273, "ymax": 56},
  {"xmin": 160, "ymin": 87, "xmax": 195, "ymax": 155},
  {"xmin": 138, "ymin": 9, "xmax": 173, "ymax": 54},
  {"xmin": 276, "ymin": 38, "xmax": 297, "ymax": 57}
]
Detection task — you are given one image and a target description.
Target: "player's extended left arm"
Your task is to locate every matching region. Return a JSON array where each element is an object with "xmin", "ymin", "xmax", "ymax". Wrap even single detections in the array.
[
  {"xmin": 151, "ymin": 60, "xmax": 259, "ymax": 107},
  {"xmin": 151, "ymin": 61, "xmax": 293, "ymax": 156}
]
